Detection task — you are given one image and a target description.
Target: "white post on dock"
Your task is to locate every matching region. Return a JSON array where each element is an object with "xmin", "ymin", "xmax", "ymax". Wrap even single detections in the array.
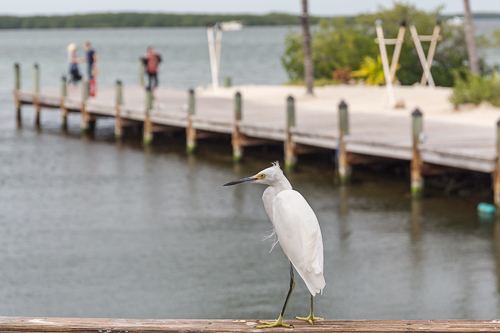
[
  {"xmin": 390, "ymin": 21, "xmax": 406, "ymax": 83},
  {"xmin": 207, "ymin": 25, "xmax": 221, "ymax": 89},
  {"xmin": 375, "ymin": 20, "xmax": 396, "ymax": 108},
  {"xmin": 215, "ymin": 23, "xmax": 223, "ymax": 76},
  {"xmin": 420, "ymin": 21, "xmax": 441, "ymax": 85},
  {"xmin": 410, "ymin": 23, "xmax": 436, "ymax": 87},
  {"xmin": 186, "ymin": 88, "xmax": 196, "ymax": 153}
]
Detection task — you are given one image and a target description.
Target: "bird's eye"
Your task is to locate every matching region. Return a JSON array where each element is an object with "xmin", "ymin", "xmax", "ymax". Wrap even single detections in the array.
[{"xmin": 257, "ymin": 174, "xmax": 266, "ymax": 180}]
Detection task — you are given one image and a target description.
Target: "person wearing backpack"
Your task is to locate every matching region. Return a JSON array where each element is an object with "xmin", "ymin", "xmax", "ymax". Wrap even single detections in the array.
[{"xmin": 141, "ymin": 46, "xmax": 162, "ymax": 99}]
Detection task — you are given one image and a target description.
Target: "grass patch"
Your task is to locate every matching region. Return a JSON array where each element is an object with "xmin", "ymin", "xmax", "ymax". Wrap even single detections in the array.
[{"xmin": 285, "ymin": 78, "xmax": 340, "ymax": 87}]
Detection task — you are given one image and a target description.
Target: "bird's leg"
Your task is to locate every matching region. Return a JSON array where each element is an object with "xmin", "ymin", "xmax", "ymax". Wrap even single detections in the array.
[
  {"xmin": 257, "ymin": 262, "xmax": 295, "ymax": 329},
  {"xmin": 295, "ymin": 294, "xmax": 324, "ymax": 325}
]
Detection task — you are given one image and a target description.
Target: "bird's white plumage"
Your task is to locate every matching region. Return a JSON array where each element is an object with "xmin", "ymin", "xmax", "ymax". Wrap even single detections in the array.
[
  {"xmin": 271, "ymin": 190, "xmax": 325, "ymax": 295},
  {"xmin": 258, "ymin": 163, "xmax": 325, "ymax": 296}
]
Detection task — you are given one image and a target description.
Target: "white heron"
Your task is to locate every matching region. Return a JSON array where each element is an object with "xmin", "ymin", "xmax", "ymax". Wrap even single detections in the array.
[{"xmin": 224, "ymin": 161, "xmax": 325, "ymax": 328}]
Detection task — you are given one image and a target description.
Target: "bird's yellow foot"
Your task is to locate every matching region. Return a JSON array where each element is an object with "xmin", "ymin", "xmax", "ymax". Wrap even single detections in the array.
[
  {"xmin": 257, "ymin": 315, "xmax": 293, "ymax": 328},
  {"xmin": 295, "ymin": 314, "xmax": 324, "ymax": 325}
]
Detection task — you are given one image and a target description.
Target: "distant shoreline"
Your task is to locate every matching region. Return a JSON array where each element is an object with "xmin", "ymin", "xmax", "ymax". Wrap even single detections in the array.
[{"xmin": 0, "ymin": 12, "xmax": 499, "ymax": 30}]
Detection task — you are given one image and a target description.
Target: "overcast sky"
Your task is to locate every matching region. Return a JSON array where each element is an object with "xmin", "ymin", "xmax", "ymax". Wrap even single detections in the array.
[{"xmin": 1, "ymin": 0, "xmax": 498, "ymax": 16}]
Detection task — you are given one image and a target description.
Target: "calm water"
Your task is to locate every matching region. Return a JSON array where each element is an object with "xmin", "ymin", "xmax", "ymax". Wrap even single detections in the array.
[{"xmin": 1, "ymin": 24, "xmax": 500, "ymax": 320}]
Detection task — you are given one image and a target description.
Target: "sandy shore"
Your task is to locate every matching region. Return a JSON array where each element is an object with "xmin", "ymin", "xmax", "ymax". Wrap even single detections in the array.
[{"xmin": 197, "ymin": 84, "xmax": 500, "ymax": 128}]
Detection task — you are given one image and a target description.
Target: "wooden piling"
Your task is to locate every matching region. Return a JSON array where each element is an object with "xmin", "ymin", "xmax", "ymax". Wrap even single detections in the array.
[
  {"xmin": 143, "ymin": 87, "xmax": 153, "ymax": 145},
  {"xmin": 494, "ymin": 119, "xmax": 500, "ymax": 213},
  {"xmin": 411, "ymin": 108, "xmax": 424, "ymax": 198},
  {"xmin": 60, "ymin": 76, "xmax": 68, "ymax": 129},
  {"xmin": 33, "ymin": 63, "xmax": 41, "ymax": 126},
  {"xmin": 14, "ymin": 63, "xmax": 21, "ymax": 123},
  {"xmin": 186, "ymin": 88, "xmax": 197, "ymax": 153},
  {"xmin": 232, "ymin": 91, "xmax": 243, "ymax": 162},
  {"xmin": 284, "ymin": 95, "xmax": 296, "ymax": 170},
  {"xmin": 139, "ymin": 60, "xmax": 145, "ymax": 87},
  {"xmin": 115, "ymin": 80, "xmax": 123, "ymax": 138},
  {"xmin": 80, "ymin": 80, "xmax": 90, "ymax": 132},
  {"xmin": 338, "ymin": 100, "xmax": 351, "ymax": 184}
]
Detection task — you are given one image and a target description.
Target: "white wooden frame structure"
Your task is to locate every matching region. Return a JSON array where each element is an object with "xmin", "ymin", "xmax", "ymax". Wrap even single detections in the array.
[
  {"xmin": 375, "ymin": 20, "xmax": 442, "ymax": 108},
  {"xmin": 207, "ymin": 23, "xmax": 223, "ymax": 89},
  {"xmin": 375, "ymin": 20, "xmax": 405, "ymax": 108},
  {"xmin": 409, "ymin": 22, "xmax": 442, "ymax": 86}
]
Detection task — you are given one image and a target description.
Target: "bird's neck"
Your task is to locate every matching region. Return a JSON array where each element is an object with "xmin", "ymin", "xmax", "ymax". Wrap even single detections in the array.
[{"xmin": 271, "ymin": 176, "xmax": 293, "ymax": 194}]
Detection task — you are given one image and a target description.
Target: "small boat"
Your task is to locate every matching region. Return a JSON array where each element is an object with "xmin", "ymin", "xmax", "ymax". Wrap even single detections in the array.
[
  {"xmin": 220, "ymin": 21, "xmax": 243, "ymax": 31},
  {"xmin": 447, "ymin": 16, "xmax": 464, "ymax": 26}
]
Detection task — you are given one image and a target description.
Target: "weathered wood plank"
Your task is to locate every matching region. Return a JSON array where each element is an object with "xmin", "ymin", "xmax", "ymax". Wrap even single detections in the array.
[{"xmin": 1, "ymin": 317, "xmax": 500, "ymax": 333}]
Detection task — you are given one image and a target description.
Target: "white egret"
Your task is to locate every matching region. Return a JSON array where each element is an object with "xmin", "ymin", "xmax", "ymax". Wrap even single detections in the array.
[{"xmin": 224, "ymin": 161, "xmax": 325, "ymax": 328}]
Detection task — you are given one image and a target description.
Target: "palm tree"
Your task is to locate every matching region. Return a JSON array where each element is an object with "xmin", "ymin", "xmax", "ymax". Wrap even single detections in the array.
[
  {"xmin": 301, "ymin": 0, "xmax": 314, "ymax": 95},
  {"xmin": 463, "ymin": 0, "xmax": 479, "ymax": 75}
]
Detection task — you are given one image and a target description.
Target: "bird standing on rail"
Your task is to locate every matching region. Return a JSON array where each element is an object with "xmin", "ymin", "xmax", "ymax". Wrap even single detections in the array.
[{"xmin": 224, "ymin": 162, "xmax": 325, "ymax": 328}]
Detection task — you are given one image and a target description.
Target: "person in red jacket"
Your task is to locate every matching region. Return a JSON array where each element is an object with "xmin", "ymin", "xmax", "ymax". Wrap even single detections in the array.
[{"xmin": 141, "ymin": 46, "xmax": 162, "ymax": 99}]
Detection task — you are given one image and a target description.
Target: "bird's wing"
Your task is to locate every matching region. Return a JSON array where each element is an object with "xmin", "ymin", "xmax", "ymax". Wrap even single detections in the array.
[{"xmin": 273, "ymin": 190, "xmax": 325, "ymax": 295}]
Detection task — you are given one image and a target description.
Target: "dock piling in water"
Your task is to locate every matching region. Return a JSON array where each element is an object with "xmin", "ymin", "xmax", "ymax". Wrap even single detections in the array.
[
  {"xmin": 186, "ymin": 88, "xmax": 197, "ymax": 153},
  {"xmin": 143, "ymin": 87, "xmax": 153, "ymax": 145},
  {"xmin": 14, "ymin": 63, "xmax": 21, "ymax": 123},
  {"xmin": 284, "ymin": 95, "xmax": 296, "ymax": 170},
  {"xmin": 80, "ymin": 80, "xmax": 90, "ymax": 132},
  {"xmin": 338, "ymin": 100, "xmax": 351, "ymax": 184},
  {"xmin": 13, "ymin": 65, "xmax": 500, "ymax": 207},
  {"xmin": 139, "ymin": 60, "xmax": 145, "ymax": 87},
  {"xmin": 411, "ymin": 108, "xmax": 424, "ymax": 198},
  {"xmin": 232, "ymin": 91, "xmax": 243, "ymax": 162},
  {"xmin": 60, "ymin": 76, "xmax": 68, "ymax": 129},
  {"xmin": 494, "ymin": 119, "xmax": 500, "ymax": 213},
  {"xmin": 115, "ymin": 80, "xmax": 124, "ymax": 138},
  {"xmin": 33, "ymin": 63, "xmax": 41, "ymax": 126}
]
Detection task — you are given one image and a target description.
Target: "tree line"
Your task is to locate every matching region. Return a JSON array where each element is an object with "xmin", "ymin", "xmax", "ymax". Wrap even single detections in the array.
[
  {"xmin": 0, "ymin": 12, "xmax": 327, "ymax": 29},
  {"xmin": 1, "ymin": 12, "xmax": 498, "ymax": 30}
]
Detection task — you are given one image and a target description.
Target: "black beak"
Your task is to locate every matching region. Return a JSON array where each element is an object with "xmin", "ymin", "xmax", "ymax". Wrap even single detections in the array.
[{"xmin": 223, "ymin": 176, "xmax": 257, "ymax": 186}]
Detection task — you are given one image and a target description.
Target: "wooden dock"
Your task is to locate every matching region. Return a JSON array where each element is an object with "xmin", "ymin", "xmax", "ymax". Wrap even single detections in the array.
[
  {"xmin": 13, "ymin": 63, "xmax": 500, "ymax": 206},
  {"xmin": 2, "ymin": 317, "xmax": 500, "ymax": 333}
]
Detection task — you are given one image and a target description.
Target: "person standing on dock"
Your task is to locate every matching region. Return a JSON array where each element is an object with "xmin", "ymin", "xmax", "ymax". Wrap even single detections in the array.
[
  {"xmin": 67, "ymin": 43, "xmax": 83, "ymax": 87},
  {"xmin": 83, "ymin": 42, "xmax": 98, "ymax": 80},
  {"xmin": 141, "ymin": 46, "xmax": 162, "ymax": 98},
  {"xmin": 84, "ymin": 42, "xmax": 98, "ymax": 96}
]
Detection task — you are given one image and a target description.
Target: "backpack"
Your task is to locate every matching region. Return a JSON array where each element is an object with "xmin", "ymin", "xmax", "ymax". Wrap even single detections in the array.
[{"xmin": 147, "ymin": 54, "xmax": 161, "ymax": 74}]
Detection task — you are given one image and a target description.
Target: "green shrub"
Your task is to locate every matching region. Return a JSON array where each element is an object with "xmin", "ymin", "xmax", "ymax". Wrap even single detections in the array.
[
  {"xmin": 351, "ymin": 56, "xmax": 386, "ymax": 85},
  {"xmin": 449, "ymin": 70, "xmax": 500, "ymax": 107}
]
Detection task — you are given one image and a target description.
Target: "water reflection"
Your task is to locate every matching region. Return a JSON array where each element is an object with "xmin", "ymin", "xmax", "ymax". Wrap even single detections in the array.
[
  {"xmin": 410, "ymin": 200, "xmax": 421, "ymax": 242},
  {"xmin": 1, "ymin": 111, "xmax": 500, "ymax": 319}
]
